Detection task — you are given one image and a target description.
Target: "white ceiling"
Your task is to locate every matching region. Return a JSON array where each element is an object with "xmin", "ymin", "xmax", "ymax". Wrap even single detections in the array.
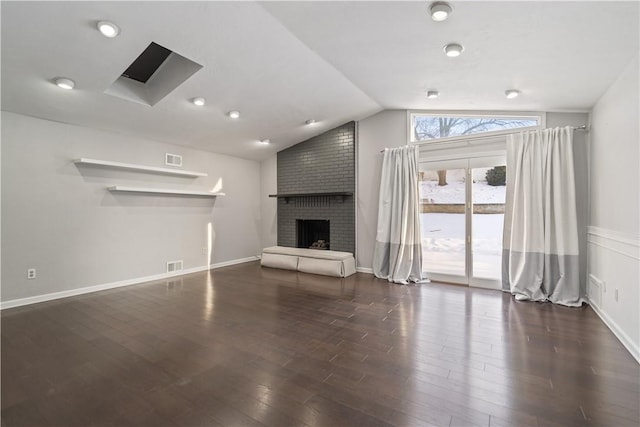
[{"xmin": 2, "ymin": 1, "xmax": 638, "ymax": 161}]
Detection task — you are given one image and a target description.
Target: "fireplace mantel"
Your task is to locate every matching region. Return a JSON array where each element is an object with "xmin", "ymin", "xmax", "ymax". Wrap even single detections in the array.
[{"xmin": 269, "ymin": 192, "xmax": 352, "ymax": 203}]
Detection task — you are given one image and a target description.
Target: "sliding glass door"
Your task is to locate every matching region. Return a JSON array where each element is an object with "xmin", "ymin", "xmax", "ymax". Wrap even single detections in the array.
[
  {"xmin": 420, "ymin": 166, "xmax": 467, "ymax": 280},
  {"xmin": 470, "ymin": 161, "xmax": 506, "ymax": 287},
  {"xmin": 419, "ymin": 156, "xmax": 506, "ymax": 288}
]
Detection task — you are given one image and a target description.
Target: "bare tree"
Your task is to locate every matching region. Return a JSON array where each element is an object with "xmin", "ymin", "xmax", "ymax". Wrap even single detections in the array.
[{"xmin": 414, "ymin": 117, "xmax": 534, "ymax": 186}]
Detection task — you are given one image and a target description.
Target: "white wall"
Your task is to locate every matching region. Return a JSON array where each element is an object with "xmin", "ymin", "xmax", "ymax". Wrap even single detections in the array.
[
  {"xmin": 0, "ymin": 113, "xmax": 2, "ymax": 294},
  {"xmin": 356, "ymin": 110, "xmax": 407, "ymax": 271},
  {"xmin": 260, "ymin": 155, "xmax": 277, "ymax": 249},
  {"xmin": 1, "ymin": 112, "xmax": 261, "ymax": 305},
  {"xmin": 587, "ymin": 52, "xmax": 640, "ymax": 361}
]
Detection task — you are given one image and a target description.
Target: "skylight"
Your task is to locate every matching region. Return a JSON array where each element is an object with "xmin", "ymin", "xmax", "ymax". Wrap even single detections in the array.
[
  {"xmin": 105, "ymin": 42, "xmax": 203, "ymax": 107},
  {"xmin": 122, "ymin": 42, "xmax": 172, "ymax": 83}
]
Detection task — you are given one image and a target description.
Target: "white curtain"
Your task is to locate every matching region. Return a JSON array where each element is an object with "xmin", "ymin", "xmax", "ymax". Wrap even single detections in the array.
[
  {"xmin": 502, "ymin": 126, "xmax": 584, "ymax": 306},
  {"xmin": 373, "ymin": 146, "xmax": 426, "ymax": 284}
]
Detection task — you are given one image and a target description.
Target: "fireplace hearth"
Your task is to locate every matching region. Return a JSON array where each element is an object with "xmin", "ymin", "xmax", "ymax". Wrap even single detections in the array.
[{"xmin": 297, "ymin": 219, "xmax": 330, "ymax": 250}]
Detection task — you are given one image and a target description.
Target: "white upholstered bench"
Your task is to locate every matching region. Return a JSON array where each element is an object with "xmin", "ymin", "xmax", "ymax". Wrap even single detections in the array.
[{"xmin": 261, "ymin": 246, "xmax": 356, "ymax": 278}]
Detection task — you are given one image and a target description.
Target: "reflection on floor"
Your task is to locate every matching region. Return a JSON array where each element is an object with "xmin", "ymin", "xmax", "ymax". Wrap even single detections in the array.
[{"xmin": 2, "ymin": 261, "xmax": 638, "ymax": 426}]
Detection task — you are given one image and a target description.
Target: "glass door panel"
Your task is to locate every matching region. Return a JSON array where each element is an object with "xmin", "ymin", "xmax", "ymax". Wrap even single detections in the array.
[
  {"xmin": 471, "ymin": 164, "xmax": 506, "ymax": 284},
  {"xmin": 419, "ymin": 167, "xmax": 467, "ymax": 281},
  {"xmin": 420, "ymin": 155, "xmax": 506, "ymax": 289}
]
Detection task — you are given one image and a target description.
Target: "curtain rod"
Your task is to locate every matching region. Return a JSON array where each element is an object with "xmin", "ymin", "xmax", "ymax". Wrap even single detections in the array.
[{"xmin": 379, "ymin": 125, "xmax": 590, "ymax": 153}]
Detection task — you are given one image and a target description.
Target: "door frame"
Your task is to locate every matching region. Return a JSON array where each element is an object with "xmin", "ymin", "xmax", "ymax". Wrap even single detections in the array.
[{"xmin": 420, "ymin": 154, "xmax": 506, "ymax": 289}]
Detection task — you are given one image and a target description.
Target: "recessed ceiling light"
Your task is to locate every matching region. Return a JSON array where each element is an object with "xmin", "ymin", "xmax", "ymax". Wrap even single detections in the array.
[
  {"xmin": 429, "ymin": 2, "xmax": 453, "ymax": 21},
  {"xmin": 192, "ymin": 97, "xmax": 206, "ymax": 106},
  {"xmin": 505, "ymin": 89, "xmax": 520, "ymax": 99},
  {"xmin": 426, "ymin": 90, "xmax": 440, "ymax": 99},
  {"xmin": 444, "ymin": 43, "xmax": 464, "ymax": 57},
  {"xmin": 228, "ymin": 110, "xmax": 240, "ymax": 119},
  {"xmin": 305, "ymin": 119, "xmax": 316, "ymax": 125},
  {"xmin": 259, "ymin": 139, "xmax": 271, "ymax": 145},
  {"xmin": 97, "ymin": 21, "xmax": 120, "ymax": 38},
  {"xmin": 54, "ymin": 77, "xmax": 75, "ymax": 90}
]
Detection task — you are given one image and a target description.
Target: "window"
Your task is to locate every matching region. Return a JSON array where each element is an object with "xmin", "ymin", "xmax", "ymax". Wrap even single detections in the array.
[
  {"xmin": 122, "ymin": 42, "xmax": 172, "ymax": 83},
  {"xmin": 410, "ymin": 113, "xmax": 541, "ymax": 143},
  {"xmin": 105, "ymin": 41, "xmax": 202, "ymax": 107}
]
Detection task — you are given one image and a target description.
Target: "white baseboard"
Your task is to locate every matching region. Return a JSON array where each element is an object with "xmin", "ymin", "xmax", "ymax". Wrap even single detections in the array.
[
  {"xmin": 210, "ymin": 256, "xmax": 259, "ymax": 269},
  {"xmin": 0, "ymin": 256, "xmax": 259, "ymax": 310},
  {"xmin": 356, "ymin": 267, "xmax": 373, "ymax": 274},
  {"xmin": 588, "ymin": 296, "xmax": 640, "ymax": 364}
]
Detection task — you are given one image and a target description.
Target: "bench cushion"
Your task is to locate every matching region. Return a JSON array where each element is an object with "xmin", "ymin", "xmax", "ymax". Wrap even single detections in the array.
[
  {"xmin": 297, "ymin": 257, "xmax": 344, "ymax": 277},
  {"xmin": 260, "ymin": 252, "xmax": 298, "ymax": 270},
  {"xmin": 262, "ymin": 246, "xmax": 353, "ymax": 261},
  {"xmin": 261, "ymin": 246, "xmax": 356, "ymax": 278}
]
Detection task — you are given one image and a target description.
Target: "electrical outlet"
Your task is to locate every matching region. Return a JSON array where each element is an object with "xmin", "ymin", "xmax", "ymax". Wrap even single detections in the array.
[
  {"xmin": 614, "ymin": 289, "xmax": 619, "ymax": 302},
  {"xmin": 27, "ymin": 268, "xmax": 36, "ymax": 279},
  {"xmin": 202, "ymin": 247, "xmax": 208, "ymax": 255}
]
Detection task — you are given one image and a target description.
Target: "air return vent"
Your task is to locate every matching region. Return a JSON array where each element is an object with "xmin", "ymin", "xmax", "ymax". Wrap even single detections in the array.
[
  {"xmin": 105, "ymin": 42, "xmax": 202, "ymax": 106},
  {"xmin": 165, "ymin": 153, "xmax": 182, "ymax": 167},
  {"xmin": 166, "ymin": 260, "xmax": 183, "ymax": 273}
]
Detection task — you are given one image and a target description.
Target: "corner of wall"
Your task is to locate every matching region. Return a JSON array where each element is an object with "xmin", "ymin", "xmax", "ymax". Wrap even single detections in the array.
[
  {"xmin": 586, "ymin": 52, "xmax": 640, "ymax": 362},
  {"xmin": 260, "ymin": 155, "xmax": 278, "ymax": 250}
]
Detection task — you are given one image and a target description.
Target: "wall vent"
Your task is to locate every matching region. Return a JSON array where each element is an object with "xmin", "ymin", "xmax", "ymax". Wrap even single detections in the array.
[
  {"xmin": 588, "ymin": 273, "xmax": 604, "ymax": 308},
  {"xmin": 166, "ymin": 260, "xmax": 183, "ymax": 273},
  {"xmin": 165, "ymin": 153, "xmax": 183, "ymax": 167}
]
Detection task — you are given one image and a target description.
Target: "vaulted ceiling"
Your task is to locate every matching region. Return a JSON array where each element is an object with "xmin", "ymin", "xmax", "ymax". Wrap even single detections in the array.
[{"xmin": 2, "ymin": 1, "xmax": 638, "ymax": 161}]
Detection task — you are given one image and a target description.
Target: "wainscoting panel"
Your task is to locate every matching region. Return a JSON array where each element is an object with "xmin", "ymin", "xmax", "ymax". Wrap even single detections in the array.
[{"xmin": 587, "ymin": 226, "xmax": 639, "ymax": 362}]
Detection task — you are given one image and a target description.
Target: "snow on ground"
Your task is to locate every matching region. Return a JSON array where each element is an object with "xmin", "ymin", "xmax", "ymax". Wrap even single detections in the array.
[
  {"xmin": 421, "ymin": 213, "xmax": 504, "ymax": 280},
  {"xmin": 420, "ymin": 180, "xmax": 506, "ymax": 204},
  {"xmin": 418, "ymin": 177, "xmax": 506, "ymax": 279}
]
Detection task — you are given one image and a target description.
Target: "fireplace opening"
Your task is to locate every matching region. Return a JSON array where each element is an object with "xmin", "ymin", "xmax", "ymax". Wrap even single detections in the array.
[{"xmin": 297, "ymin": 219, "xmax": 330, "ymax": 250}]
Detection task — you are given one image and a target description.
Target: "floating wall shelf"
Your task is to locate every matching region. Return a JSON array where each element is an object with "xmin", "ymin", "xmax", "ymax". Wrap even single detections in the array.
[
  {"xmin": 108, "ymin": 186, "xmax": 225, "ymax": 197},
  {"xmin": 74, "ymin": 158, "xmax": 208, "ymax": 177}
]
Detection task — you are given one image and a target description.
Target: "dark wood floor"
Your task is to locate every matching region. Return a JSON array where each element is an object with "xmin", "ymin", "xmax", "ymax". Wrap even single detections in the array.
[{"xmin": 2, "ymin": 261, "xmax": 639, "ymax": 427}]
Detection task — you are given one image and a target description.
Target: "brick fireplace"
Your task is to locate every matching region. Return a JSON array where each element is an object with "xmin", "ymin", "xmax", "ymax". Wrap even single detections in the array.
[{"xmin": 276, "ymin": 122, "xmax": 355, "ymax": 254}]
